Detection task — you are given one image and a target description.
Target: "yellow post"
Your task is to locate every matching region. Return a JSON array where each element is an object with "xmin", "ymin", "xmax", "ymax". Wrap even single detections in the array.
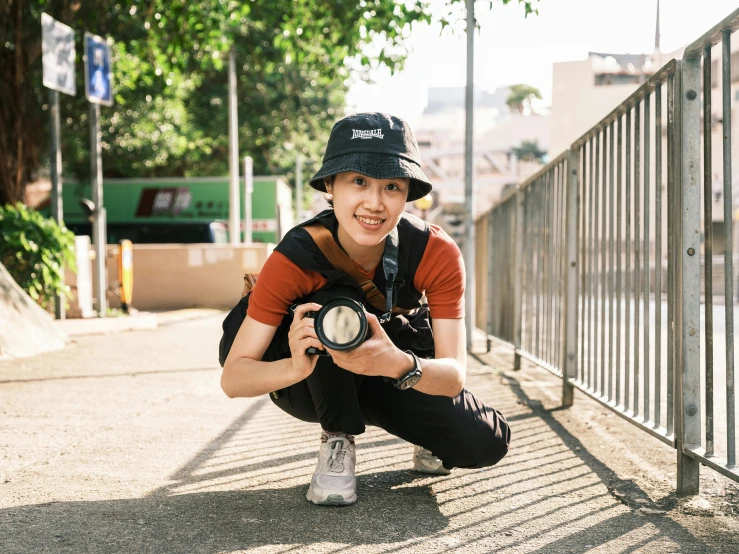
[{"xmin": 118, "ymin": 239, "xmax": 134, "ymax": 312}]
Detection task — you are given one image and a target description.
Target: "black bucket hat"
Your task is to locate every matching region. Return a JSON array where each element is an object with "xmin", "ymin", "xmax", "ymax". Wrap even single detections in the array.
[{"xmin": 309, "ymin": 112, "xmax": 432, "ymax": 203}]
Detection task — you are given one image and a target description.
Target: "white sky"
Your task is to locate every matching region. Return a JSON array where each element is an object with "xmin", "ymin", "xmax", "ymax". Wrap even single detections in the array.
[{"xmin": 346, "ymin": 0, "xmax": 739, "ymax": 119}]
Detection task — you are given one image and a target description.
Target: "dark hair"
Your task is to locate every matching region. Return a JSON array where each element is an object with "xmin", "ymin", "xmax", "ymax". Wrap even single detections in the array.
[{"xmin": 323, "ymin": 175, "xmax": 334, "ymax": 207}]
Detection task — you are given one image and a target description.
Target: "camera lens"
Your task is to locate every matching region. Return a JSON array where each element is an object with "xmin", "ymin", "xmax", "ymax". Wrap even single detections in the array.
[{"xmin": 315, "ymin": 297, "xmax": 368, "ymax": 351}]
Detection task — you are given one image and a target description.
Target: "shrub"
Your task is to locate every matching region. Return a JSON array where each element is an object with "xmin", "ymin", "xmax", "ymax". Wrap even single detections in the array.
[{"xmin": 0, "ymin": 203, "xmax": 77, "ymax": 309}]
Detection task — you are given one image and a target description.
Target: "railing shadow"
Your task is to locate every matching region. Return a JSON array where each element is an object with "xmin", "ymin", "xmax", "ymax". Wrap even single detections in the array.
[{"xmin": 2, "ymin": 371, "xmax": 733, "ymax": 553}]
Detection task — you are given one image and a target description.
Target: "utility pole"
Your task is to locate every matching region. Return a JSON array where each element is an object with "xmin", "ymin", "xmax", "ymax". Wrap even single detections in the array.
[
  {"xmin": 84, "ymin": 32, "xmax": 113, "ymax": 318},
  {"xmin": 296, "ymin": 154, "xmax": 304, "ymax": 223},
  {"xmin": 228, "ymin": 49, "xmax": 240, "ymax": 245},
  {"xmin": 243, "ymin": 156, "xmax": 253, "ymax": 244},
  {"xmin": 49, "ymin": 89, "xmax": 65, "ymax": 319},
  {"xmin": 42, "ymin": 13, "xmax": 76, "ymax": 319},
  {"xmin": 464, "ymin": 0, "xmax": 476, "ymax": 350},
  {"xmin": 89, "ymin": 102, "xmax": 107, "ymax": 317}
]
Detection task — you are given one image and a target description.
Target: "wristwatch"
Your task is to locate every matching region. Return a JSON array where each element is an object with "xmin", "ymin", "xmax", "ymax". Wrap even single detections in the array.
[{"xmin": 392, "ymin": 350, "xmax": 423, "ymax": 390}]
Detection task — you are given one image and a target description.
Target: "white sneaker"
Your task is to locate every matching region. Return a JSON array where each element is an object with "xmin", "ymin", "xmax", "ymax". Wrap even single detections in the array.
[
  {"xmin": 413, "ymin": 445, "xmax": 451, "ymax": 475},
  {"xmin": 306, "ymin": 436, "xmax": 357, "ymax": 505}
]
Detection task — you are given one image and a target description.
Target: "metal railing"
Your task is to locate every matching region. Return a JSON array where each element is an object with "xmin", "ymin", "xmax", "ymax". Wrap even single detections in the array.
[{"xmin": 478, "ymin": 8, "xmax": 739, "ymax": 495}]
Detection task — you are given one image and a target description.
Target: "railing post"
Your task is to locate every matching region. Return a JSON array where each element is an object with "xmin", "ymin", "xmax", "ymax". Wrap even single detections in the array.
[
  {"xmin": 486, "ymin": 210, "xmax": 494, "ymax": 352},
  {"xmin": 562, "ymin": 149, "xmax": 579, "ymax": 407},
  {"xmin": 676, "ymin": 56, "xmax": 701, "ymax": 496},
  {"xmin": 512, "ymin": 187, "xmax": 525, "ymax": 370}
]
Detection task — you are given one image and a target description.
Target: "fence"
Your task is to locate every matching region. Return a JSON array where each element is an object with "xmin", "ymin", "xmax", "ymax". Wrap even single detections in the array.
[{"xmin": 478, "ymin": 8, "xmax": 739, "ymax": 495}]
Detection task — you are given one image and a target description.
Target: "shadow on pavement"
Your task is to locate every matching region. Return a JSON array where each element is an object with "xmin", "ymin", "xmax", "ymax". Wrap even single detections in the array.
[
  {"xmin": 2, "ymin": 359, "xmax": 735, "ymax": 553},
  {"xmin": 1, "ymin": 472, "xmax": 447, "ymax": 553},
  {"xmin": 488, "ymin": 370, "xmax": 734, "ymax": 554}
]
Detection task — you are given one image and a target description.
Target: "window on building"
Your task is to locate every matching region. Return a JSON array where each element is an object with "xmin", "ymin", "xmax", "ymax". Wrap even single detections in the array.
[{"xmin": 594, "ymin": 73, "xmax": 648, "ymax": 86}]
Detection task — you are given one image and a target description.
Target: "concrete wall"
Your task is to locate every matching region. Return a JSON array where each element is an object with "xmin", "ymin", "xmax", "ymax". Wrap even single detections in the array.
[
  {"xmin": 549, "ymin": 59, "xmax": 642, "ymax": 157},
  {"xmin": 66, "ymin": 243, "xmax": 274, "ymax": 314}
]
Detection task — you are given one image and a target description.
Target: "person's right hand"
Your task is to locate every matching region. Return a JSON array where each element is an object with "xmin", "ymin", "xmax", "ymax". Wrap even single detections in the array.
[{"xmin": 288, "ymin": 302, "xmax": 324, "ymax": 377}]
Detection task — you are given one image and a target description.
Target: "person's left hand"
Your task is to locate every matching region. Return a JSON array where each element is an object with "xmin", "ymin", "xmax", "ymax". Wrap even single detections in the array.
[{"xmin": 325, "ymin": 312, "xmax": 412, "ymax": 379}]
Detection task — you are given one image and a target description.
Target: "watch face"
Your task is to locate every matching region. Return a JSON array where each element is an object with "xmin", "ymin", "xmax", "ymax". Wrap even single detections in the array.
[{"xmin": 400, "ymin": 372, "xmax": 422, "ymax": 390}]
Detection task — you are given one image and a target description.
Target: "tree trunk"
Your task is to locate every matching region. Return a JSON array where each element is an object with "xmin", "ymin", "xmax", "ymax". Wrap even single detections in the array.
[{"xmin": 13, "ymin": 0, "xmax": 24, "ymax": 204}]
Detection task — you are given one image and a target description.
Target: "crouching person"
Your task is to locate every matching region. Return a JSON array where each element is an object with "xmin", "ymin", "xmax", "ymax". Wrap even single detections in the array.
[{"xmin": 220, "ymin": 113, "xmax": 510, "ymax": 505}]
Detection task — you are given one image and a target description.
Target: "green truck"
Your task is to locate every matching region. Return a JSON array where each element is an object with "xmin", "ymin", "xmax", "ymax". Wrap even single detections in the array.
[{"xmin": 57, "ymin": 176, "xmax": 294, "ymax": 244}]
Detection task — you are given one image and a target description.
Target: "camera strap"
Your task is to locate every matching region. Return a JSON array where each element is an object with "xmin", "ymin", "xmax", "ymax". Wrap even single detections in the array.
[
  {"xmin": 380, "ymin": 227, "xmax": 401, "ymax": 323},
  {"xmin": 303, "ymin": 223, "xmax": 410, "ymax": 319}
]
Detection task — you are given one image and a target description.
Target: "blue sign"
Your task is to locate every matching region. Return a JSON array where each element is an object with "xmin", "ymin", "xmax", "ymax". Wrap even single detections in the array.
[{"xmin": 84, "ymin": 32, "xmax": 113, "ymax": 106}]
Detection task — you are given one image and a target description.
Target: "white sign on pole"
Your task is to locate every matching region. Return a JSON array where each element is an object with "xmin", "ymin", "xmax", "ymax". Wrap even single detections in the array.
[{"xmin": 41, "ymin": 13, "xmax": 76, "ymax": 96}]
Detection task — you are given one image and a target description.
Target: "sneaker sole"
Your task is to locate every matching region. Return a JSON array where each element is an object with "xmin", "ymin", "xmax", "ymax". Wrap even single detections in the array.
[
  {"xmin": 306, "ymin": 485, "xmax": 357, "ymax": 506},
  {"xmin": 412, "ymin": 461, "xmax": 451, "ymax": 476}
]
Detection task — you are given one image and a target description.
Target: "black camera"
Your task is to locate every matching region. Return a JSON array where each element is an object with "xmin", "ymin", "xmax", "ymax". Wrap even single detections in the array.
[{"xmin": 304, "ymin": 296, "xmax": 369, "ymax": 356}]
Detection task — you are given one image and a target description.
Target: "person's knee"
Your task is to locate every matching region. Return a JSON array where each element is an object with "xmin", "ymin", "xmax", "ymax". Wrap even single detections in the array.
[
  {"xmin": 455, "ymin": 408, "xmax": 511, "ymax": 468},
  {"xmin": 480, "ymin": 408, "xmax": 511, "ymax": 466}
]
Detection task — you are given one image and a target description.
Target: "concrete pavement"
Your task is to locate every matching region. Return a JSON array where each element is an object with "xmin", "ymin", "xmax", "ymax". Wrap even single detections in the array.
[{"xmin": 1, "ymin": 312, "xmax": 738, "ymax": 553}]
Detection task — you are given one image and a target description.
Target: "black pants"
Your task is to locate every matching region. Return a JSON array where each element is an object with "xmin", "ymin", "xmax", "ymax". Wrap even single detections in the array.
[{"xmin": 270, "ymin": 356, "xmax": 511, "ymax": 470}]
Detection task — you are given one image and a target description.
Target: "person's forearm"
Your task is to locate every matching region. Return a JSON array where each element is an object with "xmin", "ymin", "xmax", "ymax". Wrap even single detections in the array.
[
  {"xmin": 221, "ymin": 356, "xmax": 305, "ymax": 398},
  {"xmin": 413, "ymin": 357, "xmax": 465, "ymax": 397},
  {"xmin": 389, "ymin": 350, "xmax": 465, "ymax": 397}
]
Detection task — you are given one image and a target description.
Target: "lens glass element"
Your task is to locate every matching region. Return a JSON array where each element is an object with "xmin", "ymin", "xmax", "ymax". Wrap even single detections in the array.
[{"xmin": 321, "ymin": 305, "xmax": 362, "ymax": 346}]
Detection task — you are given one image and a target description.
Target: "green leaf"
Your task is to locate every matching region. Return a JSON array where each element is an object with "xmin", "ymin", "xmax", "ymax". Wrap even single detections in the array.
[{"xmin": 0, "ymin": 204, "xmax": 78, "ymax": 310}]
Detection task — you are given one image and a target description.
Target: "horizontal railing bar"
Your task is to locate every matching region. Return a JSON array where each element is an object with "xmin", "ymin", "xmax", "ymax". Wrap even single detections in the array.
[
  {"xmin": 573, "ymin": 59, "xmax": 678, "ymax": 149},
  {"xmin": 518, "ymin": 348, "xmax": 562, "ymax": 376},
  {"xmin": 683, "ymin": 447, "xmax": 739, "ymax": 481},
  {"xmin": 480, "ymin": 9, "xmax": 739, "ymax": 491},
  {"xmin": 493, "ymin": 184, "xmax": 520, "ymax": 212},
  {"xmin": 490, "ymin": 60, "xmax": 678, "ymax": 218},
  {"xmin": 489, "ymin": 153, "xmax": 567, "ymax": 219},
  {"xmin": 486, "ymin": 327, "xmax": 676, "ymax": 448},
  {"xmin": 485, "ymin": 332, "xmax": 515, "ymax": 351},
  {"xmin": 482, "ymin": 331, "xmax": 562, "ymax": 375},
  {"xmin": 516, "ymin": 151, "xmax": 570, "ymax": 196},
  {"xmin": 683, "ymin": 7, "xmax": 739, "ymax": 58}
]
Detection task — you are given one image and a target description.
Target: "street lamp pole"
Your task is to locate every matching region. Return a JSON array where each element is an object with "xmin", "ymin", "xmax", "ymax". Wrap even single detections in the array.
[{"xmin": 464, "ymin": 0, "xmax": 476, "ymax": 351}]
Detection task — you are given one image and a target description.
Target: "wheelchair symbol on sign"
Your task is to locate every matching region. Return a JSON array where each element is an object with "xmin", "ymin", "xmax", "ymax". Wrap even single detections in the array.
[{"xmin": 90, "ymin": 47, "xmax": 108, "ymax": 99}]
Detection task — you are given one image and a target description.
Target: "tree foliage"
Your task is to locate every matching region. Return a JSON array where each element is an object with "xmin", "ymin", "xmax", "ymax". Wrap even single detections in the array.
[
  {"xmin": 1, "ymin": 0, "xmax": 540, "ymax": 205},
  {"xmin": 505, "ymin": 83, "xmax": 542, "ymax": 114},
  {"xmin": 0, "ymin": 202, "xmax": 77, "ymax": 308},
  {"xmin": 511, "ymin": 139, "xmax": 546, "ymax": 162}
]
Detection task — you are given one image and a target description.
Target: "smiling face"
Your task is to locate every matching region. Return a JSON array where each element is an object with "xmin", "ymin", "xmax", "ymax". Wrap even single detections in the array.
[{"xmin": 325, "ymin": 171, "xmax": 410, "ymax": 254}]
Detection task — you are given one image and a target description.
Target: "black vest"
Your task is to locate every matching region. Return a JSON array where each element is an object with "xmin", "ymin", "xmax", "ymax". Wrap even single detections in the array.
[
  {"xmin": 218, "ymin": 209, "xmax": 436, "ymax": 367},
  {"xmin": 275, "ymin": 209, "xmax": 431, "ymax": 314}
]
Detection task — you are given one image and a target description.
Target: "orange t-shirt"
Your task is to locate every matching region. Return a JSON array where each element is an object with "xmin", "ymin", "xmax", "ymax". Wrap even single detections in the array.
[{"xmin": 247, "ymin": 223, "xmax": 465, "ymax": 326}]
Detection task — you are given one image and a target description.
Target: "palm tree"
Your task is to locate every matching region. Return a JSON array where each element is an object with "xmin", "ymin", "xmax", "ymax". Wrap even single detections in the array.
[
  {"xmin": 506, "ymin": 84, "xmax": 543, "ymax": 114},
  {"xmin": 511, "ymin": 140, "xmax": 546, "ymax": 163}
]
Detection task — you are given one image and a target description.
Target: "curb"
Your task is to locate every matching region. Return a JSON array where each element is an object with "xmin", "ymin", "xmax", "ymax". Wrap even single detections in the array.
[{"xmin": 54, "ymin": 312, "xmax": 158, "ymax": 336}]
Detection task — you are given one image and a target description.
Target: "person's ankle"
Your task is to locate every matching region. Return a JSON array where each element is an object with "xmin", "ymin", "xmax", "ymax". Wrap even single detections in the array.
[{"xmin": 321, "ymin": 430, "xmax": 355, "ymax": 444}]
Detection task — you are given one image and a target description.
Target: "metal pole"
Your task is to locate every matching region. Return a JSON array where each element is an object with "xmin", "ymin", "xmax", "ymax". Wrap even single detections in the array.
[
  {"xmin": 677, "ymin": 57, "xmax": 700, "ymax": 496},
  {"xmin": 243, "ymin": 156, "xmax": 253, "ymax": 244},
  {"xmin": 513, "ymin": 189, "xmax": 524, "ymax": 370},
  {"xmin": 228, "ymin": 49, "xmax": 240, "ymax": 245},
  {"xmin": 563, "ymin": 149, "xmax": 579, "ymax": 406},
  {"xmin": 721, "ymin": 30, "xmax": 736, "ymax": 468},
  {"xmin": 49, "ymin": 89, "xmax": 65, "ymax": 320},
  {"xmin": 296, "ymin": 154, "xmax": 304, "ymax": 224},
  {"xmin": 464, "ymin": 0, "xmax": 475, "ymax": 350},
  {"xmin": 666, "ymin": 71, "xmax": 676, "ymax": 438},
  {"xmin": 486, "ymin": 211, "xmax": 494, "ymax": 352},
  {"xmin": 90, "ymin": 102, "xmax": 107, "ymax": 317},
  {"xmin": 703, "ymin": 45, "xmax": 715, "ymax": 458}
]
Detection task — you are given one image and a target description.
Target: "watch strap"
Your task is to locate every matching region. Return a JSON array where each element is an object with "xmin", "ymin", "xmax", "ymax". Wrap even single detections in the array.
[{"xmin": 392, "ymin": 350, "xmax": 422, "ymax": 390}]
